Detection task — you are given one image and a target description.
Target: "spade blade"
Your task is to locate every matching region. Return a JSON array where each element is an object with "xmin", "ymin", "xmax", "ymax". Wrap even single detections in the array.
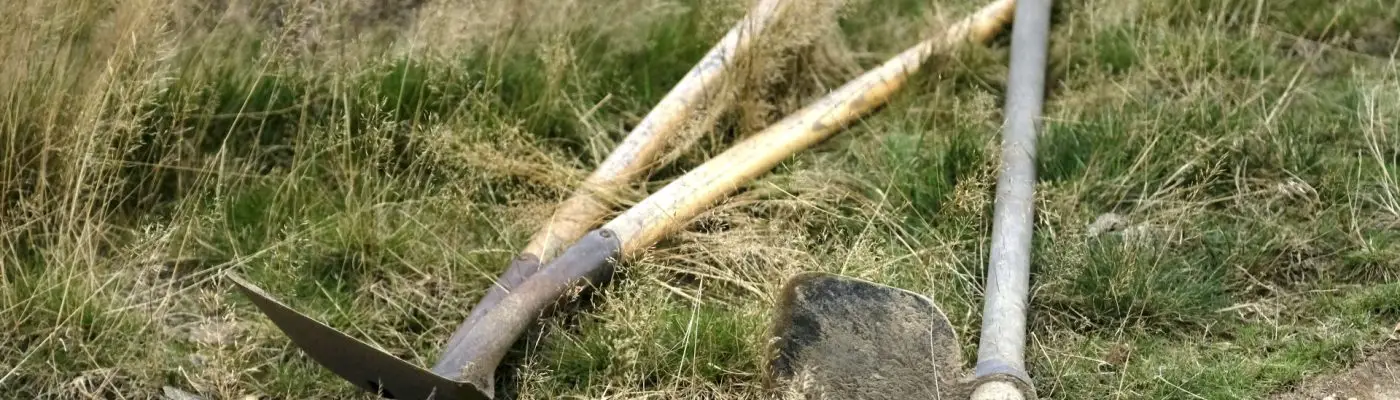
[
  {"xmin": 227, "ymin": 273, "xmax": 489, "ymax": 400},
  {"xmin": 765, "ymin": 272, "xmax": 965, "ymax": 400}
]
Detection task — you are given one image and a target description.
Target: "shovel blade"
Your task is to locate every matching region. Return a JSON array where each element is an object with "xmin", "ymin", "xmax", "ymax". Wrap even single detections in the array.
[
  {"xmin": 227, "ymin": 273, "xmax": 489, "ymax": 400},
  {"xmin": 766, "ymin": 272, "xmax": 965, "ymax": 399}
]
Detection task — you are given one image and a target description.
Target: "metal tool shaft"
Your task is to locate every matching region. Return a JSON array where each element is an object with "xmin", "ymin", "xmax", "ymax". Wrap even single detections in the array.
[{"xmin": 974, "ymin": 0, "xmax": 1051, "ymax": 385}]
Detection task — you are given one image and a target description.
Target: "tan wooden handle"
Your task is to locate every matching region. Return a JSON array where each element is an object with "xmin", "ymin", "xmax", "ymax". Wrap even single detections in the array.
[
  {"xmin": 602, "ymin": 0, "xmax": 1017, "ymax": 256},
  {"xmin": 522, "ymin": 0, "xmax": 790, "ymax": 260},
  {"xmin": 456, "ymin": 0, "xmax": 792, "ymax": 355}
]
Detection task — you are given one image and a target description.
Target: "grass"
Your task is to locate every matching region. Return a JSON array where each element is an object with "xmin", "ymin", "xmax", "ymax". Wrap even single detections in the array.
[{"xmin": 1, "ymin": 0, "xmax": 1398, "ymax": 398}]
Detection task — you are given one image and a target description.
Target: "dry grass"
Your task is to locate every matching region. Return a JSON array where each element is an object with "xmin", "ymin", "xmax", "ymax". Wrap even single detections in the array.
[{"xmin": 2, "ymin": 0, "xmax": 1399, "ymax": 399}]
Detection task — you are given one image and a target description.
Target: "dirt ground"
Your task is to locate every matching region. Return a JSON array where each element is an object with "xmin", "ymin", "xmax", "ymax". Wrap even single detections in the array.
[{"xmin": 1272, "ymin": 341, "xmax": 1400, "ymax": 400}]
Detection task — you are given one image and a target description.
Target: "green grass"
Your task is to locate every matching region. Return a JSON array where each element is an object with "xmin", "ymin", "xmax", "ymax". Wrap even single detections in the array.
[{"xmin": 1, "ymin": 0, "xmax": 1398, "ymax": 399}]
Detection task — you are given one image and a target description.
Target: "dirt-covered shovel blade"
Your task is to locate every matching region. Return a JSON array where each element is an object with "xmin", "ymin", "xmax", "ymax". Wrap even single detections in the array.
[
  {"xmin": 762, "ymin": 0, "xmax": 1019, "ymax": 398},
  {"xmin": 227, "ymin": 274, "xmax": 483, "ymax": 400},
  {"xmin": 766, "ymin": 273, "xmax": 964, "ymax": 399}
]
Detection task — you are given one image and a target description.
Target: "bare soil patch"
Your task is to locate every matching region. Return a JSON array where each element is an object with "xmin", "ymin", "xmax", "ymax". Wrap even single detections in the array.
[{"xmin": 1272, "ymin": 341, "xmax": 1400, "ymax": 400}]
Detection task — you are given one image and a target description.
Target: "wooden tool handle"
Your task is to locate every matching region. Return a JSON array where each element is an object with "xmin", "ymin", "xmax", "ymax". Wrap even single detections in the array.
[
  {"xmin": 441, "ymin": 0, "xmax": 1016, "ymax": 387},
  {"xmin": 602, "ymin": 0, "xmax": 1017, "ymax": 256},
  {"xmin": 457, "ymin": 0, "xmax": 789, "ymax": 333},
  {"xmin": 436, "ymin": 231, "xmax": 622, "ymax": 391},
  {"xmin": 445, "ymin": 0, "xmax": 790, "ymax": 379},
  {"xmin": 521, "ymin": 0, "xmax": 790, "ymax": 260}
]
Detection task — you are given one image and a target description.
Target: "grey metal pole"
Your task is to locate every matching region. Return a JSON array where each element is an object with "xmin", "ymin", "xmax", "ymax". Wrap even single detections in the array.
[{"xmin": 973, "ymin": 0, "xmax": 1051, "ymax": 388}]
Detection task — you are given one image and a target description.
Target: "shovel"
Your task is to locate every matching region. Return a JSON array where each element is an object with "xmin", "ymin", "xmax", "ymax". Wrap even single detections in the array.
[
  {"xmin": 764, "ymin": 0, "xmax": 1051, "ymax": 399},
  {"xmin": 227, "ymin": 0, "xmax": 1014, "ymax": 398}
]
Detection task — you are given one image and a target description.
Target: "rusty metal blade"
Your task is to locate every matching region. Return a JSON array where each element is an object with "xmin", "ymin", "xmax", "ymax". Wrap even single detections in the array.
[
  {"xmin": 765, "ymin": 272, "xmax": 965, "ymax": 399},
  {"xmin": 227, "ymin": 273, "xmax": 488, "ymax": 400}
]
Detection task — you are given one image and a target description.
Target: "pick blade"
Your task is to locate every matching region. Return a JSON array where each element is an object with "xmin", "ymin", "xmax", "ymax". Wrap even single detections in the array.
[{"xmin": 227, "ymin": 273, "xmax": 489, "ymax": 400}]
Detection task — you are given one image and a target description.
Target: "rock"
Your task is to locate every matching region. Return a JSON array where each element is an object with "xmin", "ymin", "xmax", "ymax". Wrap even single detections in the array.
[
  {"xmin": 163, "ymin": 386, "xmax": 204, "ymax": 400},
  {"xmin": 1088, "ymin": 213, "xmax": 1129, "ymax": 237}
]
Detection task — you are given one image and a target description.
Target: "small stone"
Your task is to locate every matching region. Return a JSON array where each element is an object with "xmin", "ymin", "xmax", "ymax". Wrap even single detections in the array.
[
  {"xmin": 162, "ymin": 386, "xmax": 204, "ymax": 400},
  {"xmin": 1088, "ymin": 213, "xmax": 1129, "ymax": 237},
  {"xmin": 1276, "ymin": 178, "xmax": 1313, "ymax": 198}
]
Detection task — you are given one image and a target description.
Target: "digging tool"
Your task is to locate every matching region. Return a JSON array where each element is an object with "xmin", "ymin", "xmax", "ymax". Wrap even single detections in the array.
[
  {"xmin": 764, "ymin": 0, "xmax": 1051, "ymax": 399},
  {"xmin": 462, "ymin": 0, "xmax": 791, "ymax": 335},
  {"xmin": 226, "ymin": 0, "xmax": 1015, "ymax": 398},
  {"xmin": 966, "ymin": 0, "xmax": 1053, "ymax": 398},
  {"xmin": 229, "ymin": 0, "xmax": 785, "ymax": 397}
]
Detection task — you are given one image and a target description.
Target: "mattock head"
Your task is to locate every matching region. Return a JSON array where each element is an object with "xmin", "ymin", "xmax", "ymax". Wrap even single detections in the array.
[{"xmin": 228, "ymin": 273, "xmax": 492, "ymax": 400}]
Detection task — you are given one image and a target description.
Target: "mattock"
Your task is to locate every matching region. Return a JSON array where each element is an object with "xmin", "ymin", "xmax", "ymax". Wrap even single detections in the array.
[{"xmin": 227, "ymin": 0, "xmax": 1017, "ymax": 398}]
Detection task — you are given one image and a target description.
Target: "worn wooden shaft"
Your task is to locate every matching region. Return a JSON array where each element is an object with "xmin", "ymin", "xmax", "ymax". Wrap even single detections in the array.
[
  {"xmin": 439, "ymin": 0, "xmax": 1015, "ymax": 390},
  {"xmin": 603, "ymin": 0, "xmax": 1017, "ymax": 256},
  {"xmin": 441, "ymin": 0, "xmax": 789, "ymax": 383},
  {"xmin": 455, "ymin": 0, "xmax": 788, "ymax": 336},
  {"xmin": 521, "ymin": 0, "xmax": 789, "ymax": 260},
  {"xmin": 435, "ymin": 230, "xmax": 621, "ymax": 392}
]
